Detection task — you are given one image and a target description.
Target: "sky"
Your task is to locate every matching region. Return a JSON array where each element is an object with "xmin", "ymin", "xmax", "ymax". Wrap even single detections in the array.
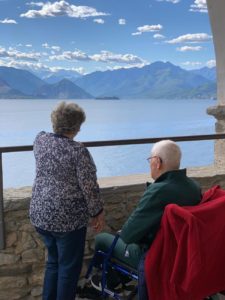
[{"xmin": 0, "ymin": 0, "xmax": 216, "ymax": 75}]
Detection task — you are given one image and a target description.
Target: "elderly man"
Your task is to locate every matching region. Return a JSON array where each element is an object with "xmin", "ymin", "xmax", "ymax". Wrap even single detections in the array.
[{"xmin": 91, "ymin": 140, "xmax": 201, "ymax": 298}]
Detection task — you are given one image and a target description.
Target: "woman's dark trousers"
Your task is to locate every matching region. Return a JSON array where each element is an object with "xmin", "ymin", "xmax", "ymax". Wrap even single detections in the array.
[{"xmin": 36, "ymin": 226, "xmax": 86, "ymax": 300}]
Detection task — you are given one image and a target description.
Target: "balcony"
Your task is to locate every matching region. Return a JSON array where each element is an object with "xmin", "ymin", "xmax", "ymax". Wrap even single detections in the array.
[{"xmin": 1, "ymin": 134, "xmax": 225, "ymax": 299}]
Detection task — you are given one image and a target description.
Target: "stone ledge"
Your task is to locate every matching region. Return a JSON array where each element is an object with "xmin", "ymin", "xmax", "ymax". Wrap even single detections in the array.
[
  {"xmin": 4, "ymin": 165, "xmax": 225, "ymax": 211},
  {"xmin": 99, "ymin": 164, "xmax": 225, "ymax": 189},
  {"xmin": 1, "ymin": 165, "xmax": 225, "ymax": 300}
]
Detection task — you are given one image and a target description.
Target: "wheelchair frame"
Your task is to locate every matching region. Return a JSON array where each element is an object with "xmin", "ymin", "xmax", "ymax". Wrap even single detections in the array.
[
  {"xmin": 84, "ymin": 234, "xmax": 220, "ymax": 300},
  {"xmin": 85, "ymin": 234, "xmax": 138, "ymax": 299}
]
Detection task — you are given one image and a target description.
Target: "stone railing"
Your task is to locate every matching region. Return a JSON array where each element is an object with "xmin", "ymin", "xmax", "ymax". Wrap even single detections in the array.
[{"xmin": 1, "ymin": 166, "xmax": 225, "ymax": 300}]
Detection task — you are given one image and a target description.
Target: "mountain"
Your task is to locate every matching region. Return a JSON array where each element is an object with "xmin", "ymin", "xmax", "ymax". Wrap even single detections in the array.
[
  {"xmin": 0, "ymin": 66, "xmax": 92, "ymax": 99},
  {"xmin": 75, "ymin": 61, "xmax": 216, "ymax": 99},
  {"xmin": 34, "ymin": 79, "xmax": 93, "ymax": 99},
  {"xmin": 0, "ymin": 78, "xmax": 27, "ymax": 99},
  {"xmin": 0, "ymin": 66, "xmax": 45, "ymax": 95},
  {"xmin": 189, "ymin": 67, "xmax": 216, "ymax": 82},
  {"xmin": 0, "ymin": 63, "xmax": 217, "ymax": 99},
  {"xmin": 33, "ymin": 69, "xmax": 82, "ymax": 84}
]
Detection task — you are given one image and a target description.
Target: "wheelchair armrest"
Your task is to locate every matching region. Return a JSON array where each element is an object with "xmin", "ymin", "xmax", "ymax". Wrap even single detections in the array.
[
  {"xmin": 107, "ymin": 233, "xmax": 120, "ymax": 257},
  {"xmin": 104, "ymin": 233, "xmax": 121, "ymax": 259}
]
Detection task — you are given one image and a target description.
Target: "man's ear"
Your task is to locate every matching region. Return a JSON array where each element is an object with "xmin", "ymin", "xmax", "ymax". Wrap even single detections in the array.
[{"xmin": 156, "ymin": 157, "xmax": 162, "ymax": 169}]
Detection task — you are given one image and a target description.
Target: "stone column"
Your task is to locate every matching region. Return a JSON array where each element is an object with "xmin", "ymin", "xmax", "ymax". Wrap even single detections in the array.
[
  {"xmin": 207, "ymin": 106, "xmax": 225, "ymax": 168},
  {"xmin": 207, "ymin": 0, "xmax": 225, "ymax": 168}
]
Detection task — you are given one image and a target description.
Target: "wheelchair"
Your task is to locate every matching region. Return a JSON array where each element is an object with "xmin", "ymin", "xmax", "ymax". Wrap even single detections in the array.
[
  {"xmin": 82, "ymin": 233, "xmax": 220, "ymax": 300},
  {"xmin": 84, "ymin": 234, "xmax": 137, "ymax": 299}
]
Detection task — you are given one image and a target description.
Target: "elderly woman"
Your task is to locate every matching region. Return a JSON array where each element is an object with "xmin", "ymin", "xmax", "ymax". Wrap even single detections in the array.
[{"xmin": 30, "ymin": 101, "xmax": 104, "ymax": 300}]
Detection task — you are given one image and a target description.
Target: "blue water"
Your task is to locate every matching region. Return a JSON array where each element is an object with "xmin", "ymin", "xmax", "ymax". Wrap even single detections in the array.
[{"xmin": 0, "ymin": 98, "xmax": 216, "ymax": 188}]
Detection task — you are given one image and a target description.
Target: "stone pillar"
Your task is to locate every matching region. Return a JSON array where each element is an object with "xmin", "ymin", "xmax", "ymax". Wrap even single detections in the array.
[
  {"xmin": 207, "ymin": 0, "xmax": 225, "ymax": 105},
  {"xmin": 207, "ymin": 106, "xmax": 225, "ymax": 168},
  {"xmin": 207, "ymin": 0, "xmax": 225, "ymax": 168}
]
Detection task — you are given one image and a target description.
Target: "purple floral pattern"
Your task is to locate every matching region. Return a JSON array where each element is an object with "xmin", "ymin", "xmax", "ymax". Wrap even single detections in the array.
[{"xmin": 30, "ymin": 131, "xmax": 103, "ymax": 232}]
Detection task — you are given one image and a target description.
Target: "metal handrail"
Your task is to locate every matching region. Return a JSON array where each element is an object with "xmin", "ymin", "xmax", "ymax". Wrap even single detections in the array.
[
  {"xmin": 1, "ymin": 133, "xmax": 225, "ymax": 152},
  {"xmin": 1, "ymin": 132, "xmax": 225, "ymax": 250}
]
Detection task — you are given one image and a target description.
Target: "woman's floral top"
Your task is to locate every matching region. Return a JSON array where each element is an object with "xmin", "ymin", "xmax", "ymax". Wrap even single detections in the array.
[{"xmin": 30, "ymin": 131, "xmax": 103, "ymax": 232}]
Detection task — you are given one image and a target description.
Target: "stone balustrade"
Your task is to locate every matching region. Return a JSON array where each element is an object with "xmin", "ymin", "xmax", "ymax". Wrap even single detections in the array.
[{"xmin": 1, "ymin": 166, "xmax": 225, "ymax": 300}]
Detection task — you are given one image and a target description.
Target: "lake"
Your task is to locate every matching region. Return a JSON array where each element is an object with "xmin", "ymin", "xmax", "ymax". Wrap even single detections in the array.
[{"xmin": 0, "ymin": 98, "xmax": 215, "ymax": 188}]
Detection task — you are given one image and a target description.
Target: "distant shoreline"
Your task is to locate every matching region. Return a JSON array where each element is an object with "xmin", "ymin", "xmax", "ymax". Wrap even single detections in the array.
[{"xmin": 95, "ymin": 96, "xmax": 120, "ymax": 100}]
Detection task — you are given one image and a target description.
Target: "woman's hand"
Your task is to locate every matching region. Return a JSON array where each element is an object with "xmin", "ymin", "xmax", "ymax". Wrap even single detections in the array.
[{"xmin": 91, "ymin": 211, "xmax": 105, "ymax": 233}]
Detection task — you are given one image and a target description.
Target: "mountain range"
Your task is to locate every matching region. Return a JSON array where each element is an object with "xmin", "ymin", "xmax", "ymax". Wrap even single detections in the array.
[
  {"xmin": 0, "ymin": 62, "xmax": 217, "ymax": 100},
  {"xmin": 0, "ymin": 66, "xmax": 90, "ymax": 99}
]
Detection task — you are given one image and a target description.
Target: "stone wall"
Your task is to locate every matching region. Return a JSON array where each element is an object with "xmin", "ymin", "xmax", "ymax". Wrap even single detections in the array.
[{"xmin": 0, "ymin": 166, "xmax": 225, "ymax": 300}]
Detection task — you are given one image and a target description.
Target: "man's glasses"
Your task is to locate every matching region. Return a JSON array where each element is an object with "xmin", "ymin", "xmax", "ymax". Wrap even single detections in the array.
[{"xmin": 146, "ymin": 156, "xmax": 162, "ymax": 163}]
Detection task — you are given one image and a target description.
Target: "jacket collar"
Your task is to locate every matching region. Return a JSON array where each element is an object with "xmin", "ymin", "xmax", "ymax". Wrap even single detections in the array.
[{"xmin": 155, "ymin": 169, "xmax": 186, "ymax": 183}]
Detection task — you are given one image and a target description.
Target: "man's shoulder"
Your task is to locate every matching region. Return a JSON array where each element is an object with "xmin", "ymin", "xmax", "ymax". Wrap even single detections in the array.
[
  {"xmin": 142, "ymin": 181, "xmax": 169, "ymax": 201},
  {"xmin": 146, "ymin": 175, "xmax": 200, "ymax": 197},
  {"xmin": 147, "ymin": 180, "xmax": 169, "ymax": 192}
]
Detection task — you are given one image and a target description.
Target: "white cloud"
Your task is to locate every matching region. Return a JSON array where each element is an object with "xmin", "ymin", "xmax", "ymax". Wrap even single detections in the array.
[
  {"xmin": 181, "ymin": 61, "xmax": 202, "ymax": 67},
  {"xmin": 42, "ymin": 43, "xmax": 61, "ymax": 51},
  {"xmin": 73, "ymin": 67, "xmax": 85, "ymax": 75},
  {"xmin": 11, "ymin": 51, "xmax": 41, "ymax": 61},
  {"xmin": 118, "ymin": 18, "xmax": 126, "ymax": 25},
  {"xmin": 42, "ymin": 43, "xmax": 49, "ymax": 48},
  {"xmin": 137, "ymin": 24, "xmax": 163, "ymax": 33},
  {"xmin": 93, "ymin": 18, "xmax": 104, "ymax": 24},
  {"xmin": 132, "ymin": 24, "xmax": 163, "ymax": 36},
  {"xmin": 132, "ymin": 32, "xmax": 142, "ymax": 36},
  {"xmin": 177, "ymin": 46, "xmax": 202, "ymax": 52},
  {"xmin": 0, "ymin": 59, "xmax": 87, "ymax": 74},
  {"xmin": 49, "ymin": 50, "xmax": 90, "ymax": 61},
  {"xmin": 190, "ymin": 0, "xmax": 207, "ymax": 13},
  {"xmin": 26, "ymin": 44, "xmax": 32, "ymax": 47},
  {"xmin": 0, "ymin": 18, "xmax": 17, "ymax": 24},
  {"xmin": 0, "ymin": 47, "xmax": 41, "ymax": 61},
  {"xmin": 48, "ymin": 49, "xmax": 147, "ymax": 65},
  {"xmin": 27, "ymin": 2, "xmax": 45, "ymax": 7},
  {"xmin": 52, "ymin": 46, "xmax": 61, "ymax": 51},
  {"xmin": 4, "ymin": 60, "xmax": 47, "ymax": 70},
  {"xmin": 0, "ymin": 59, "xmax": 6, "ymax": 66},
  {"xmin": 21, "ymin": 1, "xmax": 109, "ymax": 19},
  {"xmin": 0, "ymin": 47, "xmax": 7, "ymax": 56},
  {"xmin": 206, "ymin": 59, "xmax": 216, "ymax": 68},
  {"xmin": 153, "ymin": 33, "xmax": 165, "ymax": 39},
  {"xmin": 107, "ymin": 63, "xmax": 148, "ymax": 71},
  {"xmin": 50, "ymin": 66, "xmax": 86, "ymax": 74},
  {"xmin": 107, "ymin": 61, "xmax": 149, "ymax": 70},
  {"xmin": 167, "ymin": 33, "xmax": 212, "ymax": 44},
  {"xmin": 0, "ymin": 58, "xmax": 49, "ymax": 71},
  {"xmin": 90, "ymin": 50, "xmax": 147, "ymax": 65},
  {"xmin": 156, "ymin": 0, "xmax": 180, "ymax": 3}
]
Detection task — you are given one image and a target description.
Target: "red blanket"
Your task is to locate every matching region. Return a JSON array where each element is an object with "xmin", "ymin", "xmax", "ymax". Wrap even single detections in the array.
[{"xmin": 145, "ymin": 185, "xmax": 225, "ymax": 300}]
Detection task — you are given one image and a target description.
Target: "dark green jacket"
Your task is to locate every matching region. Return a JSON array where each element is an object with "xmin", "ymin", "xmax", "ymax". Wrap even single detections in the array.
[{"xmin": 120, "ymin": 169, "xmax": 201, "ymax": 249}]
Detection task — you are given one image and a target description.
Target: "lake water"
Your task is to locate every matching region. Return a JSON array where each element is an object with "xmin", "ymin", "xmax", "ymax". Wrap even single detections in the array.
[{"xmin": 0, "ymin": 98, "xmax": 216, "ymax": 188}]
